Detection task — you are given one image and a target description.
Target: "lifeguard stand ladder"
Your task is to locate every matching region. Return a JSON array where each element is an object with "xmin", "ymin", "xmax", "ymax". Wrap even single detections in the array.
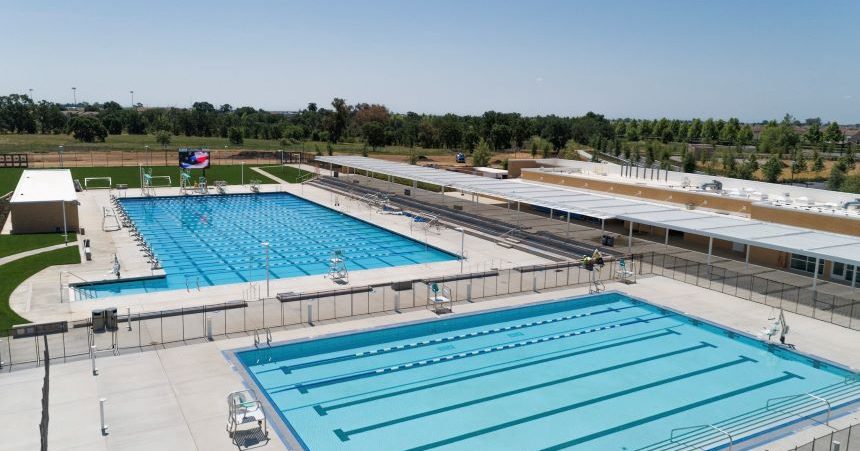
[{"xmin": 327, "ymin": 249, "xmax": 349, "ymax": 284}]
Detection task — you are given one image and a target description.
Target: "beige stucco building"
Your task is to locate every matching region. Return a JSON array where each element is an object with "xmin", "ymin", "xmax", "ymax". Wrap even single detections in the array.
[{"xmin": 8, "ymin": 169, "xmax": 79, "ymax": 234}]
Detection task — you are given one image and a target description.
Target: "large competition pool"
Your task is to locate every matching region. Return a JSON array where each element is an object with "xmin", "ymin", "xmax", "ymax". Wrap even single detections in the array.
[
  {"xmin": 84, "ymin": 193, "xmax": 456, "ymax": 298},
  {"xmin": 236, "ymin": 292, "xmax": 860, "ymax": 451}
]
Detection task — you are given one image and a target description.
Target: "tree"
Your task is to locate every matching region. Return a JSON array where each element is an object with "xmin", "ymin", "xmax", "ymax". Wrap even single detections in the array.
[
  {"xmin": 328, "ymin": 97, "xmax": 351, "ymax": 142},
  {"xmin": 362, "ymin": 122, "xmax": 386, "ymax": 150},
  {"xmin": 811, "ymin": 150, "xmax": 824, "ymax": 174},
  {"xmin": 687, "ymin": 119, "xmax": 702, "ymax": 142},
  {"xmin": 489, "ymin": 124, "xmax": 512, "ymax": 150},
  {"xmin": 790, "ymin": 150, "xmax": 807, "ymax": 180},
  {"xmin": 722, "ymin": 150, "xmax": 737, "ymax": 176},
  {"xmin": 155, "ymin": 130, "xmax": 172, "ymax": 149},
  {"xmin": 761, "ymin": 154, "xmax": 783, "ymax": 183},
  {"xmin": 824, "ymin": 121, "xmax": 844, "ymax": 153},
  {"xmin": 840, "ymin": 175, "xmax": 860, "ymax": 194},
  {"xmin": 701, "ymin": 119, "xmax": 718, "ymax": 143},
  {"xmin": 228, "ymin": 126, "xmax": 244, "ymax": 145},
  {"xmin": 68, "ymin": 116, "xmax": 108, "ymax": 142},
  {"xmin": 100, "ymin": 114, "xmax": 123, "ymax": 134},
  {"xmin": 827, "ymin": 166, "xmax": 846, "ymax": 190},
  {"xmin": 471, "ymin": 138, "xmax": 492, "ymax": 167},
  {"xmin": 804, "ymin": 123, "xmax": 822, "ymax": 147},
  {"xmin": 682, "ymin": 150, "xmax": 697, "ymax": 173},
  {"xmin": 737, "ymin": 125, "xmax": 754, "ymax": 146}
]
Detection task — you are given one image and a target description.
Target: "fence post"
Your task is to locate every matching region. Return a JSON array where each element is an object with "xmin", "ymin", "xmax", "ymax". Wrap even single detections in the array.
[
  {"xmin": 395, "ymin": 291, "xmax": 401, "ymax": 313},
  {"xmin": 466, "ymin": 284, "xmax": 472, "ymax": 303}
]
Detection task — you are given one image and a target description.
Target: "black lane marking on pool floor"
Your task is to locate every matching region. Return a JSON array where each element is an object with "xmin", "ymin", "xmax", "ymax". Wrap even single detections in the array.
[
  {"xmin": 265, "ymin": 305, "xmax": 637, "ymax": 375},
  {"xmin": 313, "ymin": 329, "xmax": 681, "ymax": 417},
  {"xmin": 400, "ymin": 363, "xmax": 799, "ymax": 451},
  {"xmin": 276, "ymin": 314, "xmax": 674, "ymax": 395},
  {"xmin": 539, "ymin": 371, "xmax": 804, "ymax": 451},
  {"xmin": 331, "ymin": 341, "xmax": 717, "ymax": 441}
]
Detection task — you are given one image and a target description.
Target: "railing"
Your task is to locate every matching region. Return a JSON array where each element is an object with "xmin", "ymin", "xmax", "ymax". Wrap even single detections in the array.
[
  {"xmin": 767, "ymin": 393, "xmax": 832, "ymax": 426},
  {"xmin": 639, "ymin": 251, "xmax": 860, "ymax": 331},
  {"xmin": 297, "ymin": 171, "xmax": 316, "ymax": 184},
  {"xmin": 0, "ymin": 255, "xmax": 635, "ymax": 372}
]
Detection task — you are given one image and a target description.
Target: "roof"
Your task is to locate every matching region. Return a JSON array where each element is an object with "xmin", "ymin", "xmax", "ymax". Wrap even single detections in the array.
[
  {"xmin": 317, "ymin": 156, "xmax": 860, "ymax": 267},
  {"xmin": 474, "ymin": 167, "xmax": 508, "ymax": 174},
  {"xmin": 11, "ymin": 170, "xmax": 77, "ymax": 203}
]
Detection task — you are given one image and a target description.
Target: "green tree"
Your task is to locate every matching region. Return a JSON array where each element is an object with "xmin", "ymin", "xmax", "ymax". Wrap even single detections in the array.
[
  {"xmin": 824, "ymin": 121, "xmax": 844, "ymax": 150},
  {"xmin": 228, "ymin": 126, "xmax": 244, "ymax": 145},
  {"xmin": 472, "ymin": 138, "xmax": 492, "ymax": 167},
  {"xmin": 761, "ymin": 154, "xmax": 783, "ymax": 183},
  {"xmin": 790, "ymin": 150, "xmax": 807, "ymax": 180},
  {"xmin": 804, "ymin": 123, "xmax": 822, "ymax": 147},
  {"xmin": 811, "ymin": 150, "xmax": 824, "ymax": 174},
  {"xmin": 362, "ymin": 122, "xmax": 386, "ymax": 150},
  {"xmin": 682, "ymin": 150, "xmax": 697, "ymax": 173},
  {"xmin": 840, "ymin": 175, "xmax": 860, "ymax": 194},
  {"xmin": 68, "ymin": 116, "xmax": 108, "ymax": 142},
  {"xmin": 687, "ymin": 119, "xmax": 702, "ymax": 142},
  {"xmin": 721, "ymin": 150, "xmax": 737, "ymax": 176},
  {"xmin": 155, "ymin": 130, "xmax": 172, "ymax": 149},
  {"xmin": 827, "ymin": 166, "xmax": 846, "ymax": 190}
]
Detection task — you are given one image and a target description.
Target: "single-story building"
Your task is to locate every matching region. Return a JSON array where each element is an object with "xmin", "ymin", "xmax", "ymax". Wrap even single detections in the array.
[{"xmin": 9, "ymin": 169, "xmax": 79, "ymax": 234}]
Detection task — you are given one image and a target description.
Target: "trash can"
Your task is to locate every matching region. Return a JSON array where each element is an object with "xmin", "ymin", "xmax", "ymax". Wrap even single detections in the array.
[
  {"xmin": 333, "ymin": 171, "xmax": 339, "ymax": 178},
  {"xmin": 105, "ymin": 307, "xmax": 118, "ymax": 332},
  {"xmin": 606, "ymin": 235, "xmax": 615, "ymax": 247},
  {"xmin": 404, "ymin": 189, "xmax": 411, "ymax": 196},
  {"xmin": 92, "ymin": 309, "xmax": 106, "ymax": 333}
]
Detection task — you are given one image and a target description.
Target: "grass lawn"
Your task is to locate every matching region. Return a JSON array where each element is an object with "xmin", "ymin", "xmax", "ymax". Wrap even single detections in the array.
[
  {"xmin": 0, "ymin": 133, "xmax": 453, "ymax": 156},
  {"xmin": 0, "ymin": 168, "xmax": 24, "ymax": 195},
  {"xmin": 0, "ymin": 233, "xmax": 77, "ymax": 258},
  {"xmin": 0, "ymin": 165, "xmax": 313, "ymax": 192},
  {"xmin": 253, "ymin": 165, "xmax": 314, "ymax": 183},
  {"xmin": 0, "ymin": 246, "xmax": 80, "ymax": 330}
]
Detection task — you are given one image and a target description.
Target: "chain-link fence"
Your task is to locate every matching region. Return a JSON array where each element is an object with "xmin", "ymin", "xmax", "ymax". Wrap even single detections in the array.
[
  {"xmin": 792, "ymin": 423, "xmax": 860, "ymax": 451},
  {"xmin": 0, "ymin": 256, "xmax": 635, "ymax": 373},
  {"xmin": 640, "ymin": 252, "xmax": 860, "ymax": 330}
]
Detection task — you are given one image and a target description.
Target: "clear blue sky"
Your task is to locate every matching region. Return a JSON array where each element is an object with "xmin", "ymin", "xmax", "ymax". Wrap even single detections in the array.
[{"xmin": 2, "ymin": 0, "xmax": 858, "ymax": 122}]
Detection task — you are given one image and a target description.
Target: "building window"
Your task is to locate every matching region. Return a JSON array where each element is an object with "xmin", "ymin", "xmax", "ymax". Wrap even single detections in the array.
[{"xmin": 789, "ymin": 254, "xmax": 823, "ymax": 275}]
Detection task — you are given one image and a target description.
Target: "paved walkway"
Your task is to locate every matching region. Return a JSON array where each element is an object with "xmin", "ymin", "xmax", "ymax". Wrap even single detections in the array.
[{"xmin": 0, "ymin": 242, "xmax": 75, "ymax": 266}]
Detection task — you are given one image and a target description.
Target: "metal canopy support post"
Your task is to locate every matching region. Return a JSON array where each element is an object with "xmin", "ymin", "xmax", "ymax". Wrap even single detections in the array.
[
  {"xmin": 745, "ymin": 245, "xmax": 751, "ymax": 271},
  {"xmin": 707, "ymin": 236, "xmax": 713, "ymax": 267},
  {"xmin": 517, "ymin": 201, "xmax": 521, "ymax": 228},
  {"xmin": 628, "ymin": 221, "xmax": 633, "ymax": 254},
  {"xmin": 664, "ymin": 228, "xmax": 670, "ymax": 248},
  {"xmin": 600, "ymin": 218, "xmax": 605, "ymax": 232},
  {"xmin": 566, "ymin": 211, "xmax": 571, "ymax": 239},
  {"xmin": 62, "ymin": 200, "xmax": 68, "ymax": 244},
  {"xmin": 812, "ymin": 257, "xmax": 821, "ymax": 292},
  {"xmin": 852, "ymin": 265, "xmax": 857, "ymax": 291}
]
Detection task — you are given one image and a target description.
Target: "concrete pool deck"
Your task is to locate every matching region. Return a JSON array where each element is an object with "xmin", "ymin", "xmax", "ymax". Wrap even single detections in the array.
[
  {"xmin": 10, "ymin": 181, "xmax": 548, "ymax": 324},
  {"xmin": 1, "ymin": 276, "xmax": 857, "ymax": 450}
]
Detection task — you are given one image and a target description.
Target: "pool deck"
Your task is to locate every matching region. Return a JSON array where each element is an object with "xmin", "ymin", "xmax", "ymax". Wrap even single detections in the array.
[
  {"xmin": 10, "ymin": 181, "xmax": 548, "ymax": 324},
  {"xmin": 2, "ymin": 276, "xmax": 857, "ymax": 451}
]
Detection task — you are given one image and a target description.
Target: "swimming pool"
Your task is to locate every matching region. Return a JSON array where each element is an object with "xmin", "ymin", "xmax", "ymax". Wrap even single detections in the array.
[
  {"xmin": 235, "ymin": 292, "xmax": 860, "ymax": 450},
  {"xmin": 83, "ymin": 193, "xmax": 456, "ymax": 298}
]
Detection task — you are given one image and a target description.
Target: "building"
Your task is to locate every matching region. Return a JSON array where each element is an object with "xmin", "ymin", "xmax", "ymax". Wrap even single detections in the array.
[{"xmin": 9, "ymin": 169, "xmax": 79, "ymax": 234}]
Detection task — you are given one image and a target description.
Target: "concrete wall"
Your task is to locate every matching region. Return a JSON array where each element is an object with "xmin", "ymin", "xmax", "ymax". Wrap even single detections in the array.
[
  {"xmin": 506, "ymin": 159, "xmax": 542, "ymax": 178},
  {"xmin": 750, "ymin": 203, "xmax": 860, "ymax": 237},
  {"xmin": 10, "ymin": 201, "xmax": 79, "ymax": 234},
  {"xmin": 523, "ymin": 171, "xmax": 753, "ymax": 214}
]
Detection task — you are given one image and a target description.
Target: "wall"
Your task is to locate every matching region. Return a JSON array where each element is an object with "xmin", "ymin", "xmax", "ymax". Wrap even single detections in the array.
[
  {"xmin": 750, "ymin": 203, "xmax": 860, "ymax": 237},
  {"xmin": 10, "ymin": 201, "xmax": 79, "ymax": 234},
  {"xmin": 506, "ymin": 159, "xmax": 542, "ymax": 178}
]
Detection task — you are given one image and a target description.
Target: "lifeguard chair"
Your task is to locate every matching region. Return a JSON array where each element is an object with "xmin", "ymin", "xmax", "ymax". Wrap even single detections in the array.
[
  {"xmin": 226, "ymin": 389, "xmax": 269, "ymax": 447},
  {"xmin": 327, "ymin": 249, "xmax": 349, "ymax": 284}
]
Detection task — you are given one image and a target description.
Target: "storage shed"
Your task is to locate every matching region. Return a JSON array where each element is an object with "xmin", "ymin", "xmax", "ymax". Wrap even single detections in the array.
[{"xmin": 9, "ymin": 169, "xmax": 79, "ymax": 234}]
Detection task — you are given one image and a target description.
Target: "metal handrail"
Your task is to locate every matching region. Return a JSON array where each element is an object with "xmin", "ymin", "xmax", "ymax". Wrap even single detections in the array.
[
  {"xmin": 766, "ymin": 392, "xmax": 833, "ymax": 426},
  {"xmin": 670, "ymin": 424, "xmax": 733, "ymax": 450},
  {"xmin": 497, "ymin": 227, "xmax": 521, "ymax": 241}
]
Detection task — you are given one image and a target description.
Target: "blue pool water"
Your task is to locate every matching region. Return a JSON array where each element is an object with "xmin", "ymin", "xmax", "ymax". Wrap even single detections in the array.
[
  {"xmin": 84, "ymin": 193, "xmax": 456, "ymax": 298},
  {"xmin": 236, "ymin": 292, "xmax": 860, "ymax": 451}
]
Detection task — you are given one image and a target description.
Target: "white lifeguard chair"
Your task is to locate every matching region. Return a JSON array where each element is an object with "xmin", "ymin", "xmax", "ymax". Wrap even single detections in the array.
[
  {"xmin": 760, "ymin": 309, "xmax": 791, "ymax": 345},
  {"xmin": 327, "ymin": 249, "xmax": 349, "ymax": 284},
  {"xmin": 250, "ymin": 179, "xmax": 261, "ymax": 193},
  {"xmin": 226, "ymin": 389, "xmax": 269, "ymax": 447},
  {"xmin": 617, "ymin": 257, "xmax": 636, "ymax": 284},
  {"xmin": 428, "ymin": 282, "xmax": 453, "ymax": 314},
  {"xmin": 102, "ymin": 207, "xmax": 121, "ymax": 232}
]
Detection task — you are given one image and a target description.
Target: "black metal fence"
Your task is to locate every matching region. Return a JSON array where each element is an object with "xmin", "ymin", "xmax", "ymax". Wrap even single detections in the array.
[
  {"xmin": 640, "ymin": 251, "xmax": 860, "ymax": 330},
  {"xmin": 0, "ymin": 256, "xmax": 634, "ymax": 372},
  {"xmin": 791, "ymin": 423, "xmax": 860, "ymax": 451}
]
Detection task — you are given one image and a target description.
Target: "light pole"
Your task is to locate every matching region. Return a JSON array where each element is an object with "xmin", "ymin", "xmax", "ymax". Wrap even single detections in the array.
[
  {"xmin": 261, "ymin": 242, "xmax": 270, "ymax": 297},
  {"xmin": 71, "ymin": 87, "xmax": 77, "ymax": 109},
  {"xmin": 58, "ymin": 145, "xmax": 64, "ymax": 168},
  {"xmin": 129, "ymin": 90, "xmax": 134, "ymax": 108}
]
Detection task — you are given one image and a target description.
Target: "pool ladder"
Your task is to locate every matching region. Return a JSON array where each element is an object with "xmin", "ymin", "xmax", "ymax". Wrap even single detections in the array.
[
  {"xmin": 185, "ymin": 276, "xmax": 200, "ymax": 292},
  {"xmin": 253, "ymin": 328, "xmax": 273, "ymax": 348}
]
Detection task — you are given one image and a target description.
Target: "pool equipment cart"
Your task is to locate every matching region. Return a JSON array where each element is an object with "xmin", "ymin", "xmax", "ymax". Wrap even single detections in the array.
[{"xmin": 226, "ymin": 389, "xmax": 269, "ymax": 446}]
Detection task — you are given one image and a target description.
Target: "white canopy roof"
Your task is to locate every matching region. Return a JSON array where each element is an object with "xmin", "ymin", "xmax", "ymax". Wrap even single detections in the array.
[
  {"xmin": 317, "ymin": 156, "xmax": 860, "ymax": 266},
  {"xmin": 10, "ymin": 169, "xmax": 77, "ymax": 203}
]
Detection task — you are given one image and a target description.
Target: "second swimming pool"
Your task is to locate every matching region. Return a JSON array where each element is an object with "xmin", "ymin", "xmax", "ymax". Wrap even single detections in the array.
[
  {"xmin": 236, "ymin": 292, "xmax": 860, "ymax": 450},
  {"xmin": 83, "ymin": 193, "xmax": 456, "ymax": 298}
]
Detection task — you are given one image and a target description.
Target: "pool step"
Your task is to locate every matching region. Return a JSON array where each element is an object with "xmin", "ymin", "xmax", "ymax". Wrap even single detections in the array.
[{"xmin": 640, "ymin": 379, "xmax": 860, "ymax": 451}]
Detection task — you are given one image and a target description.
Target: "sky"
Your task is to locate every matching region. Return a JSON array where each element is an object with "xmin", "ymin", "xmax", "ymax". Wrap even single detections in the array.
[{"xmin": 1, "ymin": 0, "xmax": 858, "ymax": 122}]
